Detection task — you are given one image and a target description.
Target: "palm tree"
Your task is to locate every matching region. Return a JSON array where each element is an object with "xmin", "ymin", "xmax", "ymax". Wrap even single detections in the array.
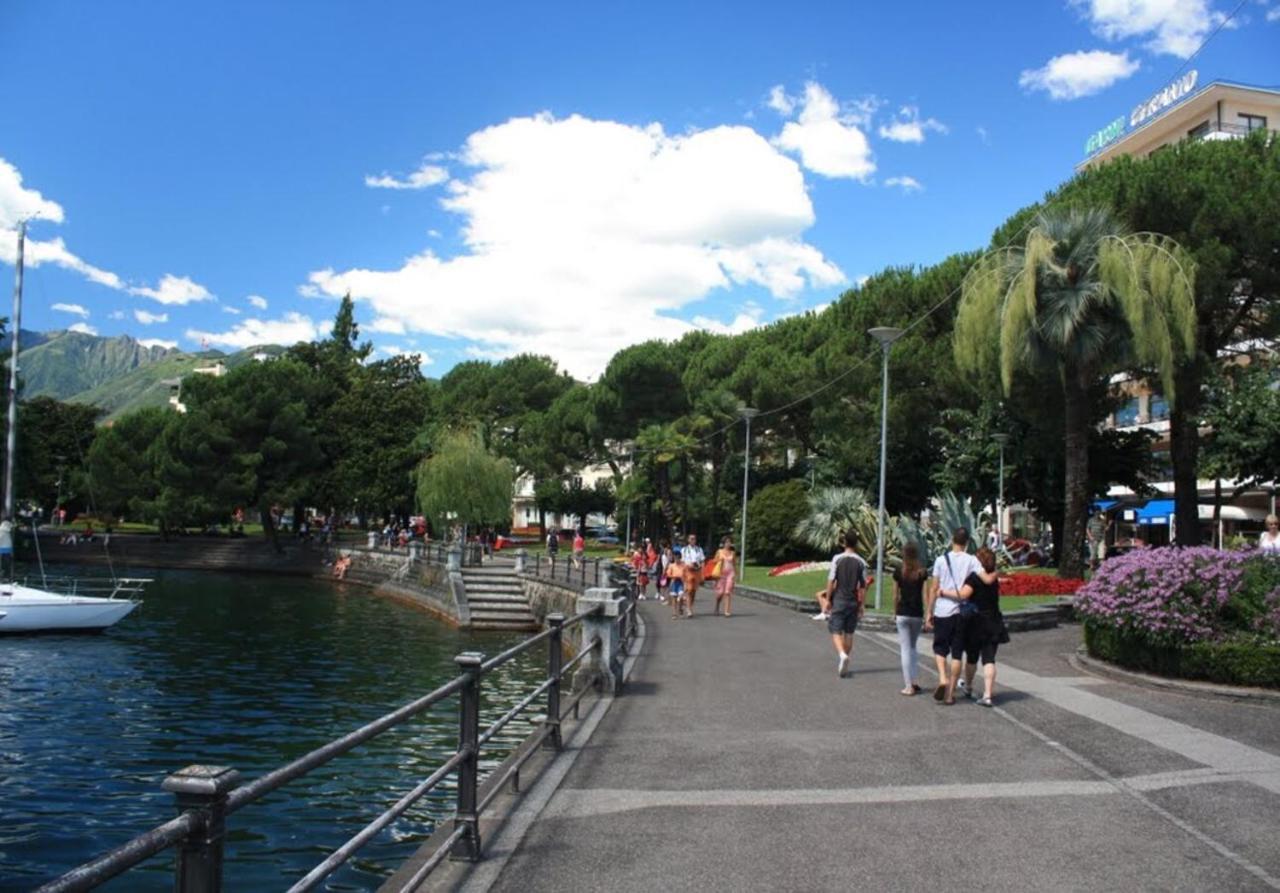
[
  {"xmin": 955, "ymin": 207, "xmax": 1195, "ymax": 579},
  {"xmin": 634, "ymin": 423, "xmax": 698, "ymax": 540},
  {"xmin": 795, "ymin": 486, "xmax": 880, "ymax": 557}
]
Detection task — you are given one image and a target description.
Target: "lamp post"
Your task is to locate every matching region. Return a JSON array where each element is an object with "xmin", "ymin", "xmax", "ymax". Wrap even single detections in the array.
[
  {"xmin": 738, "ymin": 407, "xmax": 759, "ymax": 579},
  {"xmin": 993, "ymin": 433, "xmax": 1010, "ymax": 550},
  {"xmin": 623, "ymin": 441, "xmax": 636, "ymax": 551},
  {"xmin": 868, "ymin": 327, "xmax": 904, "ymax": 612},
  {"xmin": 806, "ymin": 454, "xmax": 818, "ymax": 490}
]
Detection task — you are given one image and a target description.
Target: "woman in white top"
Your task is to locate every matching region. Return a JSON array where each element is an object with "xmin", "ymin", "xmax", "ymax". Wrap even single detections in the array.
[{"xmin": 1261, "ymin": 515, "xmax": 1280, "ymax": 554}]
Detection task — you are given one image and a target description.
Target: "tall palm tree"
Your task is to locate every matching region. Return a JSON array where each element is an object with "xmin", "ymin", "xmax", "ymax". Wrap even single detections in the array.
[{"xmin": 955, "ymin": 207, "xmax": 1195, "ymax": 579}]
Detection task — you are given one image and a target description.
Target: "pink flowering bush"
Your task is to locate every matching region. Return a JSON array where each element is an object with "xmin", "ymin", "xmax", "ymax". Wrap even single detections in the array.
[{"xmin": 1075, "ymin": 547, "xmax": 1252, "ymax": 646}]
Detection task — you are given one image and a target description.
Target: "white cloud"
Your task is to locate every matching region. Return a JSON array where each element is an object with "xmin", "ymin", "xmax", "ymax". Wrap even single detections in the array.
[
  {"xmin": 0, "ymin": 158, "xmax": 64, "ymax": 226},
  {"xmin": 976, "ymin": 126, "xmax": 991, "ymax": 145},
  {"xmin": 772, "ymin": 82, "xmax": 876, "ymax": 180},
  {"xmin": 222, "ymin": 305, "xmax": 241, "ymax": 314},
  {"xmin": 186, "ymin": 312, "xmax": 322, "ymax": 350},
  {"xmin": 766, "ymin": 85, "xmax": 795, "ymax": 116},
  {"xmin": 134, "ymin": 309, "xmax": 168, "ymax": 325},
  {"xmin": 306, "ymin": 111, "xmax": 844, "ymax": 378},
  {"xmin": 52, "ymin": 302, "xmax": 90, "ymax": 318},
  {"xmin": 877, "ymin": 106, "xmax": 948, "ymax": 144},
  {"xmin": 378, "ymin": 344, "xmax": 434, "ymax": 365},
  {"xmin": 1019, "ymin": 50, "xmax": 1141, "ymax": 100},
  {"xmin": 1267, "ymin": 4, "xmax": 1280, "ymax": 21},
  {"xmin": 247, "ymin": 294, "xmax": 268, "ymax": 310},
  {"xmin": 1074, "ymin": 0, "xmax": 1227, "ymax": 57},
  {"xmin": 68, "ymin": 322, "xmax": 97, "ymax": 335},
  {"xmin": 139, "ymin": 338, "xmax": 177, "ymax": 350},
  {"xmin": 855, "ymin": 275, "xmax": 871, "ymax": 287},
  {"xmin": 692, "ymin": 303, "xmax": 765, "ymax": 336},
  {"xmin": 365, "ymin": 162, "xmax": 449, "ymax": 190},
  {"xmin": 109, "ymin": 309, "xmax": 125, "ymax": 320},
  {"xmin": 368, "ymin": 316, "xmax": 407, "ymax": 334},
  {"xmin": 884, "ymin": 176, "xmax": 924, "ymax": 193},
  {"xmin": 130, "ymin": 274, "xmax": 213, "ymax": 305}
]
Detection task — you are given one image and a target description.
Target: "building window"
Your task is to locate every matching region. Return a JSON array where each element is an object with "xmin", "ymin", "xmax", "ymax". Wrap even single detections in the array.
[
  {"xmin": 1149, "ymin": 393, "xmax": 1169, "ymax": 422},
  {"xmin": 1187, "ymin": 120, "xmax": 1211, "ymax": 140},
  {"xmin": 1115, "ymin": 397, "xmax": 1141, "ymax": 427},
  {"xmin": 1239, "ymin": 113, "xmax": 1267, "ymax": 132}
]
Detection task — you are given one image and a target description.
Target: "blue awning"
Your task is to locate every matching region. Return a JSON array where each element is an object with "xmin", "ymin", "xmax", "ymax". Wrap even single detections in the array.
[
  {"xmin": 1092, "ymin": 500, "xmax": 1118, "ymax": 512},
  {"xmin": 1134, "ymin": 499, "xmax": 1175, "ymax": 524}
]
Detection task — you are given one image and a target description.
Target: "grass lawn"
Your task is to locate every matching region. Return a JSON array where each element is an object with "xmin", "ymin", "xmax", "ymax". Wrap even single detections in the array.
[{"xmin": 739, "ymin": 564, "xmax": 1063, "ymax": 614}]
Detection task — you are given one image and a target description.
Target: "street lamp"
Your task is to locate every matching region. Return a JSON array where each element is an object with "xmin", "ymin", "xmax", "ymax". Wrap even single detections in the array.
[
  {"xmin": 806, "ymin": 454, "xmax": 818, "ymax": 490},
  {"xmin": 622, "ymin": 441, "xmax": 636, "ymax": 551},
  {"xmin": 993, "ymin": 433, "xmax": 1010, "ymax": 550},
  {"xmin": 739, "ymin": 407, "xmax": 759, "ymax": 579},
  {"xmin": 868, "ymin": 326, "xmax": 904, "ymax": 612}
]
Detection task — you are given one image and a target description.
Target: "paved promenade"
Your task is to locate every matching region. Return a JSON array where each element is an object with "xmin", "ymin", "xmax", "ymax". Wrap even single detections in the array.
[{"xmin": 470, "ymin": 597, "xmax": 1280, "ymax": 892}]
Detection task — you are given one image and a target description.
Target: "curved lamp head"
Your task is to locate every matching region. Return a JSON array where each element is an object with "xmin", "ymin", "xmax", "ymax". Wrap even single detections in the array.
[{"xmin": 868, "ymin": 326, "xmax": 905, "ymax": 347}]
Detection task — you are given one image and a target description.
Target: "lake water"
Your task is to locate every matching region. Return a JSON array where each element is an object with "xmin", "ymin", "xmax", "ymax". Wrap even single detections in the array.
[{"xmin": 0, "ymin": 569, "xmax": 545, "ymax": 891}]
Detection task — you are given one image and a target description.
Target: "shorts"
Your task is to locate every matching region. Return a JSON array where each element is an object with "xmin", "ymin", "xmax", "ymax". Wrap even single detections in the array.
[
  {"xmin": 964, "ymin": 614, "xmax": 1001, "ymax": 665},
  {"xmin": 671, "ymin": 580, "xmax": 684, "ymax": 595},
  {"xmin": 827, "ymin": 604, "xmax": 859, "ymax": 635},
  {"xmin": 931, "ymin": 614, "xmax": 965, "ymax": 659}
]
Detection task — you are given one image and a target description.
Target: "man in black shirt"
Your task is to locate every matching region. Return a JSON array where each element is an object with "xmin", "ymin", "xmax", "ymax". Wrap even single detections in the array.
[{"xmin": 825, "ymin": 530, "xmax": 867, "ymax": 678}]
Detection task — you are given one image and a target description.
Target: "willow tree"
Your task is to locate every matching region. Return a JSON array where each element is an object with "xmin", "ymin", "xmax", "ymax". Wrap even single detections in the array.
[
  {"xmin": 955, "ymin": 207, "xmax": 1195, "ymax": 578},
  {"xmin": 416, "ymin": 430, "xmax": 514, "ymax": 537}
]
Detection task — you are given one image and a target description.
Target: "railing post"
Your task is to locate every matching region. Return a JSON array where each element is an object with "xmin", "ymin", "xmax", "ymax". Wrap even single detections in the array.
[
  {"xmin": 545, "ymin": 613, "xmax": 564, "ymax": 750},
  {"xmin": 446, "ymin": 544, "xmax": 462, "ymax": 573},
  {"xmin": 576, "ymin": 588, "xmax": 622, "ymax": 693},
  {"xmin": 513, "ymin": 548, "xmax": 527, "ymax": 574},
  {"xmin": 451, "ymin": 652, "xmax": 484, "ymax": 862},
  {"xmin": 162, "ymin": 765, "xmax": 242, "ymax": 893},
  {"xmin": 597, "ymin": 559, "xmax": 611, "ymax": 588}
]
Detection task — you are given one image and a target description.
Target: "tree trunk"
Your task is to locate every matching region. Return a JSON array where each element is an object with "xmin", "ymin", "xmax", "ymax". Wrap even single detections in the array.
[
  {"xmin": 1060, "ymin": 373, "xmax": 1090, "ymax": 580},
  {"xmin": 1170, "ymin": 363, "xmax": 1203, "ymax": 546},
  {"xmin": 261, "ymin": 502, "xmax": 283, "ymax": 554},
  {"xmin": 1212, "ymin": 478, "xmax": 1222, "ymax": 549}
]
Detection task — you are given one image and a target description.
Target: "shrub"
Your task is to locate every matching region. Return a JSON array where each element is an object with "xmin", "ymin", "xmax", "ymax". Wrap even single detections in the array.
[
  {"xmin": 1232, "ymin": 553, "xmax": 1280, "ymax": 637},
  {"xmin": 745, "ymin": 480, "xmax": 811, "ymax": 565},
  {"xmin": 1075, "ymin": 546, "xmax": 1250, "ymax": 646},
  {"xmin": 1084, "ymin": 623, "xmax": 1280, "ymax": 689}
]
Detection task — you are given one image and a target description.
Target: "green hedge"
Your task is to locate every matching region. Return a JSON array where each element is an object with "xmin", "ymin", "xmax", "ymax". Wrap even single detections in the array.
[{"xmin": 1084, "ymin": 622, "xmax": 1280, "ymax": 689}]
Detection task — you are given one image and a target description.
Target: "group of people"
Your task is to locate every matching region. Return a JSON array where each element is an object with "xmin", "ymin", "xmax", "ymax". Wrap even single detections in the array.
[
  {"xmin": 628, "ymin": 534, "xmax": 739, "ymax": 619},
  {"xmin": 815, "ymin": 527, "xmax": 1007, "ymax": 706}
]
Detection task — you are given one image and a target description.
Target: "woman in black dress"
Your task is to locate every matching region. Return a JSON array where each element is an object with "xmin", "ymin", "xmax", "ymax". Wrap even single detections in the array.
[{"xmin": 958, "ymin": 546, "xmax": 1003, "ymax": 707}]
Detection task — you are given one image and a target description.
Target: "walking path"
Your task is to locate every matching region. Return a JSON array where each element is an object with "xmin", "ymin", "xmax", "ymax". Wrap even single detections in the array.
[{"xmin": 467, "ymin": 598, "xmax": 1280, "ymax": 892}]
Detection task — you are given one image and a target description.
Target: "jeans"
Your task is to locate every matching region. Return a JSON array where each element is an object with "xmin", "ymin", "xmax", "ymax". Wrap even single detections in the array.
[{"xmin": 895, "ymin": 616, "xmax": 924, "ymax": 688}]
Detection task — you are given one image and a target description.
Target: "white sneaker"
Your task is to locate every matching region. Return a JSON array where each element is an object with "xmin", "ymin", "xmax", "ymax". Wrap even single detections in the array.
[
  {"xmin": 837, "ymin": 653, "xmax": 850, "ymax": 678},
  {"xmin": 812, "ymin": 612, "xmax": 830, "ymax": 621}
]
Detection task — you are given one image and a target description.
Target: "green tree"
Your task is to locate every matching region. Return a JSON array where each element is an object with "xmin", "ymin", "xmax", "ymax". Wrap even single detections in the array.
[
  {"xmin": 955, "ymin": 207, "xmax": 1195, "ymax": 578},
  {"xmin": 13, "ymin": 396, "xmax": 100, "ymax": 515},
  {"xmin": 1200, "ymin": 359, "xmax": 1280, "ymax": 497},
  {"xmin": 742, "ymin": 479, "xmax": 810, "ymax": 565},
  {"xmin": 85, "ymin": 406, "xmax": 172, "ymax": 520},
  {"xmin": 416, "ymin": 430, "xmax": 514, "ymax": 533}
]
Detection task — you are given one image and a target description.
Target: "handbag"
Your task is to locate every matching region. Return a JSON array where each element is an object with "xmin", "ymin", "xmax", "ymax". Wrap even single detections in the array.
[
  {"xmin": 704, "ymin": 557, "xmax": 722, "ymax": 580},
  {"xmin": 996, "ymin": 611, "xmax": 1011, "ymax": 644}
]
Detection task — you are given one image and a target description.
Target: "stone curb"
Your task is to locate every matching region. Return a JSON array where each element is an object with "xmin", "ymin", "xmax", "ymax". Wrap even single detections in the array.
[{"xmin": 1070, "ymin": 648, "xmax": 1280, "ymax": 703}]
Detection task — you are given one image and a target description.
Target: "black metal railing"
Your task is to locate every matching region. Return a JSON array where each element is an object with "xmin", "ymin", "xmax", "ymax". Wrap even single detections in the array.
[
  {"xmin": 523, "ymin": 551, "xmax": 635, "ymax": 593},
  {"xmin": 36, "ymin": 603, "xmax": 617, "ymax": 893}
]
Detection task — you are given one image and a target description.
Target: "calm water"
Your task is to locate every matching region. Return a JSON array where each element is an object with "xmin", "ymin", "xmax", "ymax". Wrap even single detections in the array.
[{"xmin": 0, "ymin": 569, "xmax": 544, "ymax": 891}]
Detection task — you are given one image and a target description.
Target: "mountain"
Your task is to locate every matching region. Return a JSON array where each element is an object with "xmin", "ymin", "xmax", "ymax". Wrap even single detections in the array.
[
  {"xmin": 20, "ymin": 331, "xmax": 178, "ymax": 400},
  {"xmin": 15, "ymin": 330, "xmax": 288, "ymax": 421}
]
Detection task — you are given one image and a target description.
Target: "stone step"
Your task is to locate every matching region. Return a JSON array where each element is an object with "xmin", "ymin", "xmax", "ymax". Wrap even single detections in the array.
[
  {"xmin": 466, "ymin": 586, "xmax": 525, "ymax": 596},
  {"xmin": 467, "ymin": 594, "xmax": 530, "ymax": 604},
  {"xmin": 471, "ymin": 620, "xmax": 540, "ymax": 631},
  {"xmin": 469, "ymin": 604, "xmax": 536, "ymax": 617}
]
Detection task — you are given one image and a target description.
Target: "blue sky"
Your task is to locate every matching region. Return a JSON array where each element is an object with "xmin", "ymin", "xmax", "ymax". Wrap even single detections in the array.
[{"xmin": 2, "ymin": 1, "xmax": 1277, "ymax": 379}]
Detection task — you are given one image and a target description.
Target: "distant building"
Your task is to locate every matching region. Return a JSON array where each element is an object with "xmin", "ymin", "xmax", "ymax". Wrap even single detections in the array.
[
  {"xmin": 193, "ymin": 361, "xmax": 226, "ymax": 377},
  {"xmin": 512, "ymin": 461, "xmax": 618, "ymax": 533},
  {"xmin": 1078, "ymin": 75, "xmax": 1278, "ymax": 171}
]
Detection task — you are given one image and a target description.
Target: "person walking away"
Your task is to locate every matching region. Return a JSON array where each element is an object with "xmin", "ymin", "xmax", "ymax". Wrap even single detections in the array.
[
  {"xmin": 985, "ymin": 522, "xmax": 1000, "ymax": 553},
  {"xmin": 925, "ymin": 527, "xmax": 981, "ymax": 704},
  {"xmin": 712, "ymin": 538, "xmax": 737, "ymax": 617},
  {"xmin": 681, "ymin": 534, "xmax": 705, "ymax": 615},
  {"xmin": 826, "ymin": 530, "xmax": 868, "ymax": 678},
  {"xmin": 572, "ymin": 529, "xmax": 585, "ymax": 569},
  {"xmin": 893, "ymin": 541, "xmax": 928, "ymax": 696},
  {"xmin": 546, "ymin": 528, "xmax": 559, "ymax": 566},
  {"xmin": 958, "ymin": 546, "xmax": 1004, "ymax": 706},
  {"xmin": 1261, "ymin": 515, "xmax": 1280, "ymax": 554}
]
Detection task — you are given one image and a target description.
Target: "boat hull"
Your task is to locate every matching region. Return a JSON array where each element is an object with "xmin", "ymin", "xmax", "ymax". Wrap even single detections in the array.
[{"xmin": 0, "ymin": 586, "xmax": 140, "ymax": 633}]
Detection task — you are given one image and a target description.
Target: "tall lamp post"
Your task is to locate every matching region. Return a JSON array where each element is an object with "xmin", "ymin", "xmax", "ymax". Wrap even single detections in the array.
[
  {"xmin": 623, "ymin": 441, "xmax": 636, "ymax": 551},
  {"xmin": 738, "ymin": 407, "xmax": 759, "ymax": 579},
  {"xmin": 869, "ymin": 326, "xmax": 904, "ymax": 612},
  {"xmin": 993, "ymin": 433, "xmax": 1010, "ymax": 550}
]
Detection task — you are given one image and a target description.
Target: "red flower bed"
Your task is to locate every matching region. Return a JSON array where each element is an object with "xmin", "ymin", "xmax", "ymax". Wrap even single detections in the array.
[{"xmin": 999, "ymin": 573, "xmax": 1085, "ymax": 596}]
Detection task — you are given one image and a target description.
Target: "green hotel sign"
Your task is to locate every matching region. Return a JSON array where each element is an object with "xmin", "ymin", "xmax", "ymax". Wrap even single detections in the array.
[
  {"xmin": 1083, "ymin": 69, "xmax": 1200, "ymax": 157},
  {"xmin": 1085, "ymin": 117, "xmax": 1126, "ymax": 155}
]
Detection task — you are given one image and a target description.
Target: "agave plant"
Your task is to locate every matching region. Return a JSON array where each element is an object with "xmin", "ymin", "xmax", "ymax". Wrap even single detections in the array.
[{"xmin": 890, "ymin": 491, "xmax": 983, "ymax": 568}]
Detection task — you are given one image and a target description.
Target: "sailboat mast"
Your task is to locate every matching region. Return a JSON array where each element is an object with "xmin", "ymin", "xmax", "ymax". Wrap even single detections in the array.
[{"xmin": 5, "ymin": 220, "xmax": 24, "ymax": 526}]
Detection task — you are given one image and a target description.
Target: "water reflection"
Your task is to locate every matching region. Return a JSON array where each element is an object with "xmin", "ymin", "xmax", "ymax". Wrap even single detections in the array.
[{"xmin": 0, "ymin": 570, "xmax": 543, "ymax": 891}]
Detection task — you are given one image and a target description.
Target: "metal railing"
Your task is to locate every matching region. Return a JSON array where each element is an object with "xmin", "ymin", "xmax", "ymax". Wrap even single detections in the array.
[
  {"xmin": 35, "ymin": 602, "xmax": 620, "ymax": 893},
  {"xmin": 523, "ymin": 551, "xmax": 634, "ymax": 593}
]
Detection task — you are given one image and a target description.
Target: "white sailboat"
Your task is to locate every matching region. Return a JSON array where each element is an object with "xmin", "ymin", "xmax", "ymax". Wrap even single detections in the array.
[{"xmin": 0, "ymin": 220, "xmax": 143, "ymax": 633}]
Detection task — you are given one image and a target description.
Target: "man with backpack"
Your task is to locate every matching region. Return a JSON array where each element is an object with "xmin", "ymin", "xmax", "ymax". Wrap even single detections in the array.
[{"xmin": 826, "ymin": 530, "xmax": 868, "ymax": 678}]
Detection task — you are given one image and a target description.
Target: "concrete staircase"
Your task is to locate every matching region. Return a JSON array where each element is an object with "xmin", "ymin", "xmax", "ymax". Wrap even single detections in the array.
[{"xmin": 462, "ymin": 563, "xmax": 538, "ymax": 631}]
